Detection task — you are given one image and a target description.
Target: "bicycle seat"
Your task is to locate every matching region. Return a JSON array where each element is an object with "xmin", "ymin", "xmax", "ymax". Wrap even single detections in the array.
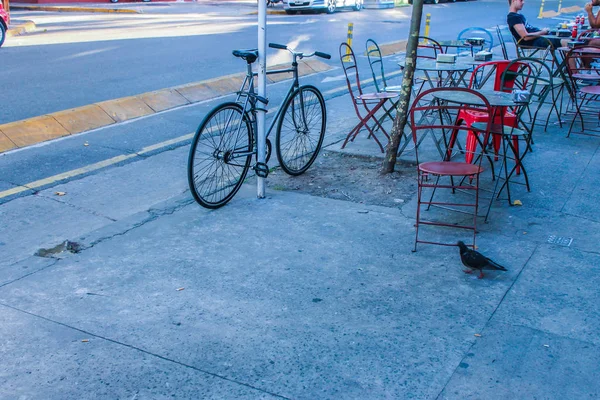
[{"xmin": 232, "ymin": 49, "xmax": 258, "ymax": 64}]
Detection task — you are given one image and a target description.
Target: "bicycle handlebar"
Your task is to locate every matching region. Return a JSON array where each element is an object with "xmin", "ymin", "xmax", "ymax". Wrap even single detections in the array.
[{"xmin": 268, "ymin": 42, "xmax": 331, "ymax": 60}]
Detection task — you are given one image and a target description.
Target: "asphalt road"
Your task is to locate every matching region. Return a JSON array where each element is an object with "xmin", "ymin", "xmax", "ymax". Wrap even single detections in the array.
[{"xmin": 0, "ymin": 0, "xmax": 572, "ymax": 125}]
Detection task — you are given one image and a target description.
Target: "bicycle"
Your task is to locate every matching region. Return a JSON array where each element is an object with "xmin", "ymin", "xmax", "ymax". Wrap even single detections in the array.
[{"xmin": 187, "ymin": 43, "xmax": 331, "ymax": 209}]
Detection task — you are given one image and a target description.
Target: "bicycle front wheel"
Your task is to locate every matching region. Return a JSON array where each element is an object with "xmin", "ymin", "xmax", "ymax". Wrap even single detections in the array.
[
  {"xmin": 276, "ymin": 85, "xmax": 326, "ymax": 176},
  {"xmin": 187, "ymin": 102, "xmax": 253, "ymax": 209}
]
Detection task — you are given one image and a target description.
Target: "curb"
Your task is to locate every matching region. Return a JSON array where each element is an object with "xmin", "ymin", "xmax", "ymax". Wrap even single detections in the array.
[
  {"xmin": 364, "ymin": 39, "xmax": 408, "ymax": 57},
  {"xmin": 539, "ymin": 5, "xmax": 582, "ymax": 18},
  {"xmin": 7, "ymin": 20, "xmax": 37, "ymax": 37},
  {"xmin": 0, "ymin": 59, "xmax": 334, "ymax": 154},
  {"xmin": 247, "ymin": 9, "xmax": 287, "ymax": 15},
  {"xmin": 10, "ymin": 5, "xmax": 139, "ymax": 13}
]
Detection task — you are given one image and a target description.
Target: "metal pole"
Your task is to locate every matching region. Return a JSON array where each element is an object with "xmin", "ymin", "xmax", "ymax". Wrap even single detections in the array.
[
  {"xmin": 257, "ymin": 0, "xmax": 267, "ymax": 199},
  {"xmin": 424, "ymin": 13, "xmax": 431, "ymax": 40},
  {"xmin": 344, "ymin": 23, "xmax": 354, "ymax": 61},
  {"xmin": 537, "ymin": 0, "xmax": 545, "ymax": 18}
]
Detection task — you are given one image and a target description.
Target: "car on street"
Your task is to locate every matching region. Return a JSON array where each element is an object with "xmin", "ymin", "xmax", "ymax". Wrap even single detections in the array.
[
  {"xmin": 282, "ymin": 0, "xmax": 362, "ymax": 14},
  {"xmin": 0, "ymin": 2, "xmax": 9, "ymax": 48}
]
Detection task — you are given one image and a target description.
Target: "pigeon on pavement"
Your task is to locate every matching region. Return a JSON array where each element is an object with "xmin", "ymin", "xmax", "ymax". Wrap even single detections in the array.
[{"xmin": 457, "ymin": 241, "xmax": 507, "ymax": 279}]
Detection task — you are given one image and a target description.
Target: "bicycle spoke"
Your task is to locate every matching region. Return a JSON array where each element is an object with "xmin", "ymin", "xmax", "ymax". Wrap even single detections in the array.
[{"xmin": 187, "ymin": 103, "xmax": 252, "ymax": 208}]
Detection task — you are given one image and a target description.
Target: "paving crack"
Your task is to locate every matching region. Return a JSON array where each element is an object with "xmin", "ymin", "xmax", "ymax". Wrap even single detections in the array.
[
  {"xmin": 84, "ymin": 198, "xmax": 195, "ymax": 251},
  {"xmin": 36, "ymin": 192, "xmax": 117, "ymax": 222}
]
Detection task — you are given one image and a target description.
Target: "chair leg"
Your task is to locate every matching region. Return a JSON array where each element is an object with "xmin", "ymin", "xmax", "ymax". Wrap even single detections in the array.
[
  {"xmin": 413, "ymin": 172, "xmax": 424, "ymax": 252},
  {"xmin": 568, "ymin": 93, "xmax": 586, "ymax": 138}
]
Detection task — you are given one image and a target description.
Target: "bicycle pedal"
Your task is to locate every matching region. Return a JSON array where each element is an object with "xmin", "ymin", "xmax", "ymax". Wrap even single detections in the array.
[{"xmin": 253, "ymin": 162, "xmax": 269, "ymax": 178}]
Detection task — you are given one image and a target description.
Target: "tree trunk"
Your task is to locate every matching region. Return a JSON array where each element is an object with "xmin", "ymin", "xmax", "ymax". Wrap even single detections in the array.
[{"xmin": 381, "ymin": 0, "xmax": 424, "ymax": 173}]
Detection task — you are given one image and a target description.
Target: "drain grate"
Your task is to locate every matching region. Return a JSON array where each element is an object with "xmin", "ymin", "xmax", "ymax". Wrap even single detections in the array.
[{"xmin": 547, "ymin": 235, "xmax": 573, "ymax": 247}]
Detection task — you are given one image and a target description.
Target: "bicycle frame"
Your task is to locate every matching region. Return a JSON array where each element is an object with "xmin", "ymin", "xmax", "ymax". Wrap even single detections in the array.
[{"xmin": 236, "ymin": 54, "xmax": 307, "ymax": 141}]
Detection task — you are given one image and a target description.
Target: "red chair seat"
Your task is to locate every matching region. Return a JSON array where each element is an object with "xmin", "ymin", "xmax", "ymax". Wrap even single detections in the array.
[
  {"xmin": 419, "ymin": 161, "xmax": 482, "ymax": 176},
  {"xmin": 581, "ymin": 85, "xmax": 600, "ymax": 95},
  {"xmin": 572, "ymin": 73, "xmax": 600, "ymax": 81}
]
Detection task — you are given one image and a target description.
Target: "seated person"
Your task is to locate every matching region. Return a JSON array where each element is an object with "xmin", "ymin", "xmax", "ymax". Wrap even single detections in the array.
[
  {"xmin": 585, "ymin": 0, "xmax": 600, "ymax": 29},
  {"xmin": 507, "ymin": 0, "xmax": 569, "ymax": 48}
]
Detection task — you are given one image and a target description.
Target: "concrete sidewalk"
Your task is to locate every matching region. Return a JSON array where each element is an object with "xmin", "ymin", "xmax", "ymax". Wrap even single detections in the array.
[{"xmin": 1, "ymin": 73, "xmax": 600, "ymax": 398}]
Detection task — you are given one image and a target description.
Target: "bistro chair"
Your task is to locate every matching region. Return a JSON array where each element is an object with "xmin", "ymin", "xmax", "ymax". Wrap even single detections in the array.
[
  {"xmin": 414, "ymin": 37, "xmax": 446, "ymax": 93},
  {"xmin": 496, "ymin": 25, "xmax": 517, "ymax": 60},
  {"xmin": 565, "ymin": 45, "xmax": 600, "ymax": 137},
  {"xmin": 339, "ymin": 42, "xmax": 399, "ymax": 152},
  {"xmin": 366, "ymin": 39, "xmax": 412, "ymax": 155},
  {"xmin": 516, "ymin": 37, "xmax": 556, "ymax": 68},
  {"xmin": 417, "ymin": 36, "xmax": 443, "ymax": 59},
  {"xmin": 409, "ymin": 87, "xmax": 493, "ymax": 251},
  {"xmin": 451, "ymin": 60, "xmax": 523, "ymax": 165},
  {"xmin": 457, "ymin": 26, "xmax": 494, "ymax": 55},
  {"xmin": 366, "ymin": 39, "xmax": 403, "ymax": 94},
  {"xmin": 471, "ymin": 59, "xmax": 537, "ymax": 209}
]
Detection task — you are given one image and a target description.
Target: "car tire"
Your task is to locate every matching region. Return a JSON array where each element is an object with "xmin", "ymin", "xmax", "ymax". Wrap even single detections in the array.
[
  {"xmin": 326, "ymin": 0, "xmax": 336, "ymax": 13},
  {"xmin": 0, "ymin": 23, "xmax": 5, "ymax": 48},
  {"xmin": 110, "ymin": 0, "xmax": 118, "ymax": 3},
  {"xmin": 353, "ymin": 0, "xmax": 362, "ymax": 11}
]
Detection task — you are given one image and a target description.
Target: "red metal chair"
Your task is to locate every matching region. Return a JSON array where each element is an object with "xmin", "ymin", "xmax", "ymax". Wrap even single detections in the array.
[
  {"xmin": 409, "ymin": 87, "xmax": 493, "ymax": 251},
  {"xmin": 339, "ymin": 42, "xmax": 399, "ymax": 152},
  {"xmin": 453, "ymin": 60, "xmax": 524, "ymax": 164},
  {"xmin": 417, "ymin": 36, "xmax": 443, "ymax": 59},
  {"xmin": 565, "ymin": 45, "xmax": 600, "ymax": 137}
]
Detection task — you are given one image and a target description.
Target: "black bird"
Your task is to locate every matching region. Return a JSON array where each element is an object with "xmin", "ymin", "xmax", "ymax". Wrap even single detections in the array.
[{"xmin": 457, "ymin": 241, "xmax": 507, "ymax": 279}]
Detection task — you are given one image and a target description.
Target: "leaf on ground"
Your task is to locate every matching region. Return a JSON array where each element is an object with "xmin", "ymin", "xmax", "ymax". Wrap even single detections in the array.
[
  {"xmin": 474, "ymin": 333, "xmax": 482, "ymax": 337},
  {"xmin": 513, "ymin": 200, "xmax": 523, "ymax": 206}
]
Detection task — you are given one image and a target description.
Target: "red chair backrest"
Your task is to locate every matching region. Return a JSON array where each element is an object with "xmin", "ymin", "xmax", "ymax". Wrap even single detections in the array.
[
  {"xmin": 468, "ymin": 60, "xmax": 524, "ymax": 92},
  {"xmin": 409, "ymin": 87, "xmax": 493, "ymax": 164},
  {"xmin": 417, "ymin": 36, "xmax": 444, "ymax": 60}
]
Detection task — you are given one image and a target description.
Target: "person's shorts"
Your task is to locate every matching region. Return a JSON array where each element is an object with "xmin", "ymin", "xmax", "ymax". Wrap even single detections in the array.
[{"xmin": 524, "ymin": 37, "xmax": 562, "ymax": 49}]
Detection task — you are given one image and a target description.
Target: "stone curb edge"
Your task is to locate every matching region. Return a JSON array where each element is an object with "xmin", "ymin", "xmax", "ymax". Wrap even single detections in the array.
[
  {"xmin": 0, "ymin": 58, "xmax": 334, "ymax": 153},
  {"xmin": 7, "ymin": 20, "xmax": 37, "ymax": 37}
]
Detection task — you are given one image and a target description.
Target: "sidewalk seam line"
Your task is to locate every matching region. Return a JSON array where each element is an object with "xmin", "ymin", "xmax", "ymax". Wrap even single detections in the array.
[{"xmin": 0, "ymin": 301, "xmax": 291, "ymax": 399}]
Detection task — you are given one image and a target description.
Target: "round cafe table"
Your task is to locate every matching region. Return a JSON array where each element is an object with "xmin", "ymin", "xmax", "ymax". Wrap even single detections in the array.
[{"xmin": 414, "ymin": 59, "xmax": 471, "ymax": 88}]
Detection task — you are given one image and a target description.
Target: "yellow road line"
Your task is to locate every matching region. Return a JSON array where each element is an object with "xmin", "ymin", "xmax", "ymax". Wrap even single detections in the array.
[{"xmin": 0, "ymin": 74, "xmax": 400, "ymax": 201}]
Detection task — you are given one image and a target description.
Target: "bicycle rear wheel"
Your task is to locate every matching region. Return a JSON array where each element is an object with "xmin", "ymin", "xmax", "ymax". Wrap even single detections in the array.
[
  {"xmin": 276, "ymin": 85, "xmax": 326, "ymax": 176},
  {"xmin": 187, "ymin": 102, "xmax": 253, "ymax": 209}
]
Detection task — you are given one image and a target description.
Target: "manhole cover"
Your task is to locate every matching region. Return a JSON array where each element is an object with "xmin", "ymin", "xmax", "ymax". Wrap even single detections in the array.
[{"xmin": 547, "ymin": 235, "xmax": 573, "ymax": 247}]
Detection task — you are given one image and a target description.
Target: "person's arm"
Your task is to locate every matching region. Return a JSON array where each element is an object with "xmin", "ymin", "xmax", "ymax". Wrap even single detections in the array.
[
  {"xmin": 513, "ymin": 23, "xmax": 549, "ymax": 39},
  {"xmin": 585, "ymin": 1, "xmax": 600, "ymax": 29}
]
